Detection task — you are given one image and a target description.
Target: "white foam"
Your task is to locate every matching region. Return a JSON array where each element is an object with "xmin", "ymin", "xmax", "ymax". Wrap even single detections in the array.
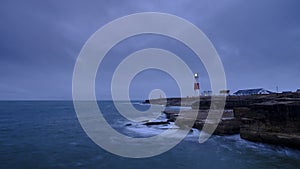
[{"xmin": 166, "ymin": 106, "xmax": 192, "ymax": 110}]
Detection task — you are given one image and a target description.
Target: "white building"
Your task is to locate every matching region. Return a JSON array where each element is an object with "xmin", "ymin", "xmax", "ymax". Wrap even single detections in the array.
[{"xmin": 233, "ymin": 88, "xmax": 273, "ymax": 96}]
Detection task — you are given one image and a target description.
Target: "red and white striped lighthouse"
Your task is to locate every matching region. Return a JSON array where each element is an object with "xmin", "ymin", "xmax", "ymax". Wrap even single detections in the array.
[{"xmin": 194, "ymin": 73, "xmax": 200, "ymax": 96}]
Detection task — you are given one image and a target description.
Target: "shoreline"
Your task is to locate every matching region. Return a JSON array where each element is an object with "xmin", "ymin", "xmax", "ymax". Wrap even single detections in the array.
[{"xmin": 145, "ymin": 92, "xmax": 300, "ymax": 149}]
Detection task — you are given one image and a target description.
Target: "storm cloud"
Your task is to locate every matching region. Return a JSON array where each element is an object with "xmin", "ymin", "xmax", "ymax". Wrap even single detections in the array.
[{"xmin": 0, "ymin": 0, "xmax": 299, "ymax": 100}]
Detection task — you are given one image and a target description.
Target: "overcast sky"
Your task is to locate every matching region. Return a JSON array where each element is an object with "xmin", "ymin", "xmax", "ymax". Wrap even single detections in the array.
[{"xmin": 1, "ymin": 0, "xmax": 300, "ymax": 100}]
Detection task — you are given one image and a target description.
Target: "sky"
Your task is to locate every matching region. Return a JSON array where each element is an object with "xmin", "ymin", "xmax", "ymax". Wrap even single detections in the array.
[{"xmin": 1, "ymin": 0, "xmax": 300, "ymax": 100}]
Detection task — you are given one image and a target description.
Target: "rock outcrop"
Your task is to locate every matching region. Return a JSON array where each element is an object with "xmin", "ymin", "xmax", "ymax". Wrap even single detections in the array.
[
  {"xmin": 148, "ymin": 92, "xmax": 300, "ymax": 149},
  {"xmin": 163, "ymin": 109, "xmax": 240, "ymax": 135},
  {"xmin": 235, "ymin": 101, "xmax": 300, "ymax": 149}
]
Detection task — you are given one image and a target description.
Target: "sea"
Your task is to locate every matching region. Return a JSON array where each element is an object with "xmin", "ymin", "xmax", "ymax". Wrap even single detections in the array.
[{"xmin": 1, "ymin": 101, "xmax": 300, "ymax": 169}]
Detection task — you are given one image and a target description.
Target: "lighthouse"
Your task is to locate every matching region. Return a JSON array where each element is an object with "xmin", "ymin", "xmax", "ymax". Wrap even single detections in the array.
[{"xmin": 194, "ymin": 73, "xmax": 200, "ymax": 96}]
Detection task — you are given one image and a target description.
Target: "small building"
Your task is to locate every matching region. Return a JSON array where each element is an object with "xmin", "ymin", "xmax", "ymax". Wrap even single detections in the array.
[
  {"xmin": 202, "ymin": 90, "xmax": 212, "ymax": 96},
  {"xmin": 220, "ymin": 90, "xmax": 230, "ymax": 96},
  {"xmin": 233, "ymin": 88, "xmax": 273, "ymax": 96}
]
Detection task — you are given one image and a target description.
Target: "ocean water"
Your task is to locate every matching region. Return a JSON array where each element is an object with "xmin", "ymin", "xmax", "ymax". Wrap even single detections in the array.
[{"xmin": 1, "ymin": 101, "xmax": 300, "ymax": 169}]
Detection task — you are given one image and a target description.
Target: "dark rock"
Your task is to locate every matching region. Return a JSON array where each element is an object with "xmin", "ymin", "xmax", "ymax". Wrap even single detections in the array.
[
  {"xmin": 193, "ymin": 118, "xmax": 240, "ymax": 135},
  {"xmin": 143, "ymin": 100, "xmax": 150, "ymax": 104},
  {"xmin": 214, "ymin": 119, "xmax": 240, "ymax": 135},
  {"xmin": 163, "ymin": 109, "xmax": 239, "ymax": 135},
  {"xmin": 237, "ymin": 101, "xmax": 300, "ymax": 149},
  {"xmin": 191, "ymin": 95, "xmax": 273, "ymax": 110},
  {"xmin": 143, "ymin": 121, "xmax": 169, "ymax": 126},
  {"xmin": 148, "ymin": 93, "xmax": 300, "ymax": 149}
]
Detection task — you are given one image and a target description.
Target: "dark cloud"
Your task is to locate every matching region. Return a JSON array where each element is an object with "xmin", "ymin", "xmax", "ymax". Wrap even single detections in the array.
[{"xmin": 0, "ymin": 0, "xmax": 299, "ymax": 100}]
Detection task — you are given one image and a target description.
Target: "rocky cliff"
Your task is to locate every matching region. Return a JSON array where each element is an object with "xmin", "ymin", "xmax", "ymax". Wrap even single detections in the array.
[
  {"xmin": 154, "ymin": 92, "xmax": 300, "ymax": 149},
  {"xmin": 235, "ymin": 101, "xmax": 300, "ymax": 149}
]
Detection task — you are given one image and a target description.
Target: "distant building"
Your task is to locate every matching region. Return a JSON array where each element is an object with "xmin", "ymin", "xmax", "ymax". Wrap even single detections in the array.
[
  {"xmin": 202, "ymin": 90, "xmax": 212, "ymax": 96},
  {"xmin": 220, "ymin": 90, "xmax": 230, "ymax": 96},
  {"xmin": 233, "ymin": 88, "xmax": 273, "ymax": 96},
  {"xmin": 296, "ymin": 89, "xmax": 300, "ymax": 93}
]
